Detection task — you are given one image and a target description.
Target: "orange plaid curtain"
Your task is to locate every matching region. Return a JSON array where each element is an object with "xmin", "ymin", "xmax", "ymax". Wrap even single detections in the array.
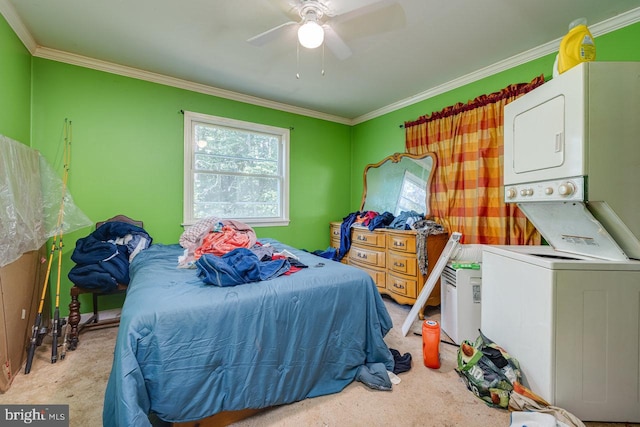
[{"xmin": 404, "ymin": 76, "xmax": 544, "ymax": 245}]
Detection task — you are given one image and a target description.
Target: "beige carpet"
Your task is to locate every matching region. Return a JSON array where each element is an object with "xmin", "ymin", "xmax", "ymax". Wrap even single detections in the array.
[{"xmin": 1, "ymin": 298, "xmax": 637, "ymax": 427}]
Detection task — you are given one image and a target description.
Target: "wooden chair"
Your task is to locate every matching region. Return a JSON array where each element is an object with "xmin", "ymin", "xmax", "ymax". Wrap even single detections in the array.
[{"xmin": 67, "ymin": 214, "xmax": 143, "ymax": 351}]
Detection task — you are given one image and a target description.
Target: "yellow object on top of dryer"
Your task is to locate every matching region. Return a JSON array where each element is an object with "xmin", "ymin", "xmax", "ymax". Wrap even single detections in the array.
[{"xmin": 558, "ymin": 18, "xmax": 596, "ymax": 74}]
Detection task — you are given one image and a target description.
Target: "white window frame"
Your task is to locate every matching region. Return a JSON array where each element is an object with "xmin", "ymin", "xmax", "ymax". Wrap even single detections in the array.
[
  {"xmin": 395, "ymin": 170, "xmax": 428, "ymax": 216},
  {"xmin": 183, "ymin": 111, "xmax": 290, "ymax": 227}
]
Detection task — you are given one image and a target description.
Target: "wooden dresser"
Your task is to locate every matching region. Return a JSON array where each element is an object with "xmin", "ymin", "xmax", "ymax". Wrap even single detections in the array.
[{"xmin": 330, "ymin": 222, "xmax": 448, "ymax": 311}]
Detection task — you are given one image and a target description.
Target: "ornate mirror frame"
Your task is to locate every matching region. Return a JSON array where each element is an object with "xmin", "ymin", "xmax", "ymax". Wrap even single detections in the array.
[{"xmin": 360, "ymin": 152, "xmax": 436, "ymax": 217}]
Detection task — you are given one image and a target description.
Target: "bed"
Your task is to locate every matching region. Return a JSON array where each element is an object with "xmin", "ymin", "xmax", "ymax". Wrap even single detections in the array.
[{"xmin": 102, "ymin": 238, "xmax": 395, "ymax": 426}]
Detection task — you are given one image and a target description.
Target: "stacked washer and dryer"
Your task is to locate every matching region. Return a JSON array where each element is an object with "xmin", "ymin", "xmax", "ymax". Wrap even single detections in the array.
[{"xmin": 481, "ymin": 62, "xmax": 640, "ymax": 422}]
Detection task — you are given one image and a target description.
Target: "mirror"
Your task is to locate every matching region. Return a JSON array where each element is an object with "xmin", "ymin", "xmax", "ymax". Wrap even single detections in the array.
[{"xmin": 360, "ymin": 152, "xmax": 436, "ymax": 217}]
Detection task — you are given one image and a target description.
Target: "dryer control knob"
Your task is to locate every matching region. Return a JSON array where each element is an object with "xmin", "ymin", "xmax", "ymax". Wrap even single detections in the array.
[
  {"xmin": 506, "ymin": 188, "xmax": 517, "ymax": 199},
  {"xmin": 545, "ymin": 187, "xmax": 554, "ymax": 195},
  {"xmin": 558, "ymin": 182, "xmax": 575, "ymax": 196}
]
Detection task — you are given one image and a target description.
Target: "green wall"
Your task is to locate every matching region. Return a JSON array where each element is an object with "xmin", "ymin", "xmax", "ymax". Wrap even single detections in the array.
[
  {"xmin": 29, "ymin": 60, "xmax": 352, "ymax": 312},
  {"xmin": 2, "ymin": 14, "xmax": 639, "ymax": 315},
  {"xmin": 0, "ymin": 14, "xmax": 31, "ymax": 142},
  {"xmin": 350, "ymin": 21, "xmax": 640, "ymax": 210}
]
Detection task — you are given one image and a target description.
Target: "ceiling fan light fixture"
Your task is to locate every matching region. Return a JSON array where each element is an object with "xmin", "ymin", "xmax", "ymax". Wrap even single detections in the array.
[{"xmin": 298, "ymin": 20, "xmax": 324, "ymax": 49}]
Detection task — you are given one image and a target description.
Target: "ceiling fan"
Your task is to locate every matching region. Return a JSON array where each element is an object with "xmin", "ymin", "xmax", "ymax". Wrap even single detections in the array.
[{"xmin": 247, "ymin": 0, "xmax": 401, "ymax": 60}]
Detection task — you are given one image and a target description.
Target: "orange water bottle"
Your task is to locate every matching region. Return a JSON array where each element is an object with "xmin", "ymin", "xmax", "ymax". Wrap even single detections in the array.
[{"xmin": 422, "ymin": 320, "xmax": 440, "ymax": 369}]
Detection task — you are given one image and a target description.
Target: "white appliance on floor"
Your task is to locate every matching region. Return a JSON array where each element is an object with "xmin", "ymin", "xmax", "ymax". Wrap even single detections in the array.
[
  {"xmin": 440, "ymin": 263, "xmax": 482, "ymax": 345},
  {"xmin": 482, "ymin": 61, "xmax": 640, "ymax": 422},
  {"xmin": 482, "ymin": 245, "xmax": 640, "ymax": 422}
]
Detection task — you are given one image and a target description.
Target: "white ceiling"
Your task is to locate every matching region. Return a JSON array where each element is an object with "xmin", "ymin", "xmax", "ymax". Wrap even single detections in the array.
[{"xmin": 2, "ymin": 0, "xmax": 640, "ymax": 124}]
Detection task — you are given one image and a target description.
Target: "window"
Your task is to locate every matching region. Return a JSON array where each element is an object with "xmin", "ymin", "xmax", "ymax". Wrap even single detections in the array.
[
  {"xmin": 395, "ymin": 170, "xmax": 427, "ymax": 216},
  {"xmin": 183, "ymin": 111, "xmax": 289, "ymax": 227}
]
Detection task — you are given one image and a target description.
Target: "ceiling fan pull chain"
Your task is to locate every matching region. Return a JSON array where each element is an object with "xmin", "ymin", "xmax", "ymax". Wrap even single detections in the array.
[
  {"xmin": 296, "ymin": 42, "xmax": 301, "ymax": 79},
  {"xmin": 321, "ymin": 44, "xmax": 325, "ymax": 76}
]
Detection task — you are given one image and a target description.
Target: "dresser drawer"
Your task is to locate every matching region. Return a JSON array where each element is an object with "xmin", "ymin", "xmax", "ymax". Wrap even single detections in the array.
[
  {"xmin": 330, "ymin": 222, "xmax": 341, "ymax": 249},
  {"xmin": 349, "ymin": 246, "xmax": 386, "ymax": 268},
  {"xmin": 388, "ymin": 251, "xmax": 418, "ymax": 276},
  {"xmin": 330, "ymin": 220, "xmax": 443, "ymax": 309},
  {"xmin": 352, "ymin": 227, "xmax": 386, "ymax": 249},
  {"xmin": 387, "ymin": 273, "xmax": 418, "ymax": 298},
  {"xmin": 387, "ymin": 233, "xmax": 416, "ymax": 253},
  {"xmin": 353, "ymin": 264, "xmax": 386, "ymax": 290},
  {"xmin": 330, "ymin": 239, "xmax": 340, "ymax": 250},
  {"xmin": 330, "ymin": 222, "xmax": 341, "ymax": 240}
]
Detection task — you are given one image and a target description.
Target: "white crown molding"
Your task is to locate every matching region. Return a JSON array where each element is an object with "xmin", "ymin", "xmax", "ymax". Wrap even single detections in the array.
[
  {"xmin": 33, "ymin": 46, "xmax": 352, "ymax": 126},
  {"xmin": 591, "ymin": 5, "xmax": 640, "ymax": 35},
  {"xmin": 0, "ymin": 1, "xmax": 348, "ymax": 126},
  {"xmin": 351, "ymin": 6, "xmax": 640, "ymax": 125},
  {"xmin": 0, "ymin": 0, "xmax": 351, "ymax": 124},
  {"xmin": 2, "ymin": 2, "xmax": 639, "ymax": 127},
  {"xmin": 0, "ymin": 0, "xmax": 37, "ymax": 53}
]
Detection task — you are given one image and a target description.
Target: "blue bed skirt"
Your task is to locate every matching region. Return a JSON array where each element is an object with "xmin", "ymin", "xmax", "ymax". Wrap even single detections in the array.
[{"xmin": 103, "ymin": 239, "xmax": 394, "ymax": 426}]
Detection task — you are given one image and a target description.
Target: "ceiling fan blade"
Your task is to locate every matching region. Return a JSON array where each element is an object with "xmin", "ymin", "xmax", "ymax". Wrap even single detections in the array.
[
  {"xmin": 326, "ymin": 0, "xmax": 397, "ymax": 20},
  {"xmin": 247, "ymin": 21, "xmax": 299, "ymax": 46},
  {"xmin": 329, "ymin": 0, "xmax": 405, "ymax": 40},
  {"xmin": 323, "ymin": 24, "xmax": 353, "ymax": 60}
]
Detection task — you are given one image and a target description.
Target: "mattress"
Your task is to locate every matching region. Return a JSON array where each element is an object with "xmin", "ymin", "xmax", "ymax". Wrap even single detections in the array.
[{"xmin": 103, "ymin": 239, "xmax": 394, "ymax": 426}]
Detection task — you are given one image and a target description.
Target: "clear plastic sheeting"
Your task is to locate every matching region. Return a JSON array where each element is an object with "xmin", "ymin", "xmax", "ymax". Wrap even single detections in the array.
[
  {"xmin": 0, "ymin": 135, "xmax": 42, "ymax": 267},
  {"xmin": 39, "ymin": 156, "xmax": 92, "ymax": 242},
  {"xmin": 0, "ymin": 134, "xmax": 92, "ymax": 268}
]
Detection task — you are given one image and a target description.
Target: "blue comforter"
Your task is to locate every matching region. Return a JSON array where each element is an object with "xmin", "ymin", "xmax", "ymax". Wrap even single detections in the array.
[{"xmin": 103, "ymin": 239, "xmax": 394, "ymax": 426}]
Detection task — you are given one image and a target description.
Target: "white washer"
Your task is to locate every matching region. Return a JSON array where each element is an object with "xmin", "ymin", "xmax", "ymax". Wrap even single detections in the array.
[{"xmin": 481, "ymin": 245, "xmax": 640, "ymax": 422}]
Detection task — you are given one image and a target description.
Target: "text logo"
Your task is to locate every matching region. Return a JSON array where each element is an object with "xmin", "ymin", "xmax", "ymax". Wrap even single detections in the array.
[{"xmin": 0, "ymin": 405, "xmax": 69, "ymax": 426}]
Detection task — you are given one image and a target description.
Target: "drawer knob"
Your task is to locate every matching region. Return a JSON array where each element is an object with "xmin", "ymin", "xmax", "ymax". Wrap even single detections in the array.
[
  {"xmin": 393, "ymin": 283, "xmax": 405, "ymax": 290},
  {"xmin": 357, "ymin": 235, "xmax": 368, "ymax": 241},
  {"xmin": 394, "ymin": 242, "xmax": 405, "ymax": 247},
  {"xmin": 357, "ymin": 253, "xmax": 367, "ymax": 259},
  {"xmin": 394, "ymin": 262, "xmax": 405, "ymax": 267}
]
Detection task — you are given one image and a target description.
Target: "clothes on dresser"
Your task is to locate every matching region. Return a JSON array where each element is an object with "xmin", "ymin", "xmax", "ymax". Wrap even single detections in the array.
[
  {"xmin": 357, "ymin": 211, "xmax": 378, "ymax": 227},
  {"xmin": 412, "ymin": 219, "xmax": 446, "ymax": 235},
  {"xmin": 412, "ymin": 219, "xmax": 447, "ymax": 275},
  {"xmin": 339, "ymin": 210, "xmax": 399, "ymax": 260},
  {"xmin": 367, "ymin": 211, "xmax": 395, "ymax": 231},
  {"xmin": 338, "ymin": 211, "xmax": 360, "ymax": 261},
  {"xmin": 335, "ymin": 211, "xmax": 446, "ymax": 273},
  {"xmin": 389, "ymin": 210, "xmax": 424, "ymax": 230}
]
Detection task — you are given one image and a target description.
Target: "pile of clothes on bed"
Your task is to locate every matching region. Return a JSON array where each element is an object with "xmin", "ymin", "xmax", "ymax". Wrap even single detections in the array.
[
  {"xmin": 68, "ymin": 221, "xmax": 152, "ymax": 292},
  {"xmin": 178, "ymin": 217, "xmax": 307, "ymax": 286}
]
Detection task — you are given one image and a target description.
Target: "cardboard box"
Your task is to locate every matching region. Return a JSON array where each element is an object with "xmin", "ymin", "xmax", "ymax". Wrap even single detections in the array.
[{"xmin": 0, "ymin": 246, "xmax": 48, "ymax": 393}]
